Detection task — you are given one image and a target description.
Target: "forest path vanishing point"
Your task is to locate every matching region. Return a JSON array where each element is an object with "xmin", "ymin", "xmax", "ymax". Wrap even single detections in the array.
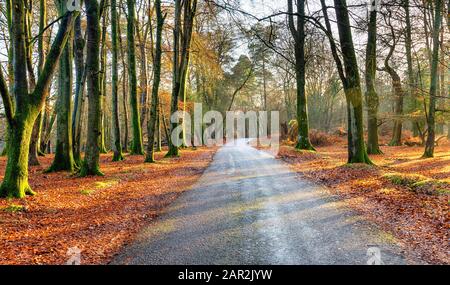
[{"xmin": 113, "ymin": 139, "xmax": 419, "ymax": 265}]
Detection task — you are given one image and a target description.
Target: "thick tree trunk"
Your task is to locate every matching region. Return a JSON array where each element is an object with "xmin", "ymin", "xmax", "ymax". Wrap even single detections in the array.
[
  {"xmin": 146, "ymin": 0, "xmax": 164, "ymax": 163},
  {"xmin": 423, "ymin": 0, "xmax": 443, "ymax": 158},
  {"xmin": 80, "ymin": 0, "xmax": 103, "ymax": 176},
  {"xmin": 0, "ymin": 0, "xmax": 78, "ymax": 197},
  {"xmin": 111, "ymin": 0, "xmax": 124, "ymax": 162},
  {"xmin": 365, "ymin": 7, "xmax": 382, "ymax": 154},
  {"xmin": 1, "ymin": 115, "xmax": 37, "ymax": 198},
  {"xmin": 127, "ymin": 0, "xmax": 144, "ymax": 155}
]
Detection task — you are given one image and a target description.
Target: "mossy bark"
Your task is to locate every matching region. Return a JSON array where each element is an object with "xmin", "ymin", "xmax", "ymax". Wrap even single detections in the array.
[
  {"xmin": 288, "ymin": 0, "xmax": 315, "ymax": 151},
  {"xmin": 126, "ymin": 0, "xmax": 144, "ymax": 155},
  {"xmin": 111, "ymin": 0, "xmax": 124, "ymax": 162},
  {"xmin": 166, "ymin": 0, "xmax": 182, "ymax": 158},
  {"xmin": 117, "ymin": 9, "xmax": 129, "ymax": 153},
  {"xmin": 365, "ymin": 8, "xmax": 382, "ymax": 155},
  {"xmin": 146, "ymin": 0, "xmax": 164, "ymax": 163},
  {"xmin": 167, "ymin": 0, "xmax": 197, "ymax": 158},
  {"xmin": 99, "ymin": 10, "xmax": 109, "ymax": 154},
  {"xmin": 72, "ymin": 15, "xmax": 87, "ymax": 166},
  {"xmin": 48, "ymin": 6, "xmax": 76, "ymax": 173},
  {"xmin": 322, "ymin": 0, "xmax": 372, "ymax": 164},
  {"xmin": 0, "ymin": 115, "xmax": 37, "ymax": 198},
  {"xmin": 80, "ymin": 0, "xmax": 103, "ymax": 177},
  {"xmin": 423, "ymin": 0, "xmax": 443, "ymax": 158},
  {"xmin": 0, "ymin": 0, "xmax": 78, "ymax": 197}
]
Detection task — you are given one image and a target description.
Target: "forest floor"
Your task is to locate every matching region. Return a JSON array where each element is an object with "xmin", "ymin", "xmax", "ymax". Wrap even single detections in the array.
[
  {"xmin": 268, "ymin": 137, "xmax": 449, "ymax": 265},
  {"xmin": 0, "ymin": 147, "xmax": 217, "ymax": 265}
]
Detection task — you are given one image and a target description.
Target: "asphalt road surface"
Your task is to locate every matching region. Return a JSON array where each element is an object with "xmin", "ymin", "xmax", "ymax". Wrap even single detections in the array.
[{"xmin": 112, "ymin": 139, "xmax": 412, "ymax": 265}]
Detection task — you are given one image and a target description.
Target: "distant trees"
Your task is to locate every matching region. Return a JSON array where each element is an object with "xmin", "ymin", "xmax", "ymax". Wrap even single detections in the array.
[{"xmin": 0, "ymin": 0, "xmax": 448, "ymax": 199}]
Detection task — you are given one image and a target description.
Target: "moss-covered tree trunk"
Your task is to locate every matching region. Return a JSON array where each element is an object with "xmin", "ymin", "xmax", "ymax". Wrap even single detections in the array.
[
  {"xmin": 117, "ymin": 4, "xmax": 129, "ymax": 153},
  {"xmin": 146, "ymin": 0, "xmax": 164, "ymax": 163},
  {"xmin": 1, "ymin": 0, "xmax": 14, "ymax": 158},
  {"xmin": 0, "ymin": 0, "xmax": 78, "ymax": 198},
  {"xmin": 287, "ymin": 0, "xmax": 314, "ymax": 151},
  {"xmin": 156, "ymin": 109, "xmax": 162, "ymax": 152},
  {"xmin": 364, "ymin": 6, "xmax": 382, "ymax": 155},
  {"xmin": 73, "ymin": 15, "xmax": 87, "ymax": 166},
  {"xmin": 321, "ymin": 0, "xmax": 371, "ymax": 164},
  {"xmin": 111, "ymin": 0, "xmax": 124, "ymax": 161},
  {"xmin": 167, "ymin": 0, "xmax": 197, "ymax": 157},
  {"xmin": 423, "ymin": 0, "xmax": 443, "ymax": 158},
  {"xmin": 80, "ymin": 0, "xmax": 103, "ymax": 176},
  {"xmin": 47, "ymin": 37, "xmax": 76, "ymax": 172},
  {"xmin": 28, "ymin": 0, "xmax": 49, "ymax": 166},
  {"xmin": 48, "ymin": 2, "xmax": 76, "ymax": 172},
  {"xmin": 99, "ymin": 8, "xmax": 109, "ymax": 154},
  {"xmin": 381, "ymin": 20, "xmax": 405, "ymax": 147},
  {"xmin": 126, "ymin": 0, "xmax": 144, "ymax": 155},
  {"xmin": 167, "ymin": 0, "xmax": 182, "ymax": 157}
]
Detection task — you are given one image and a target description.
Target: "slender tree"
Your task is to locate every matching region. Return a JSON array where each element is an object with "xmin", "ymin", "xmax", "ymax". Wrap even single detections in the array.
[
  {"xmin": 146, "ymin": 0, "xmax": 165, "ymax": 163},
  {"xmin": 117, "ymin": 2, "xmax": 129, "ymax": 152},
  {"xmin": 28, "ymin": 0, "xmax": 49, "ymax": 166},
  {"xmin": 167, "ymin": 0, "xmax": 198, "ymax": 157},
  {"xmin": 287, "ymin": 0, "xmax": 315, "ymax": 151},
  {"xmin": 365, "ymin": 1, "xmax": 382, "ymax": 154},
  {"xmin": 0, "ymin": 0, "xmax": 78, "ymax": 198},
  {"xmin": 126, "ymin": 0, "xmax": 144, "ymax": 155},
  {"xmin": 111, "ymin": 0, "xmax": 124, "ymax": 161},
  {"xmin": 72, "ymin": 14, "xmax": 87, "ymax": 166},
  {"xmin": 99, "ymin": 6, "xmax": 109, "ymax": 154},
  {"xmin": 423, "ymin": 0, "xmax": 443, "ymax": 158},
  {"xmin": 47, "ymin": 1, "xmax": 77, "ymax": 173},
  {"xmin": 321, "ymin": 0, "xmax": 372, "ymax": 164}
]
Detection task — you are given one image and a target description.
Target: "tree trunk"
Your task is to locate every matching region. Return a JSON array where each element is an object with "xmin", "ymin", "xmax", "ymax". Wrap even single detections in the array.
[
  {"xmin": 80, "ymin": 0, "xmax": 103, "ymax": 176},
  {"xmin": 118, "ymin": 5, "xmax": 129, "ymax": 153},
  {"xmin": 365, "ymin": 6, "xmax": 382, "ymax": 154},
  {"xmin": 29, "ymin": 0, "xmax": 49, "ymax": 166},
  {"xmin": 288, "ymin": 0, "xmax": 314, "ymax": 151},
  {"xmin": 167, "ymin": 0, "xmax": 197, "ymax": 157},
  {"xmin": 321, "ymin": 0, "xmax": 372, "ymax": 164},
  {"xmin": 111, "ymin": 0, "xmax": 124, "ymax": 161},
  {"xmin": 73, "ymin": 15, "xmax": 87, "ymax": 165},
  {"xmin": 127, "ymin": 0, "xmax": 144, "ymax": 155},
  {"xmin": 423, "ymin": 0, "xmax": 443, "ymax": 158},
  {"xmin": 146, "ymin": 0, "xmax": 164, "ymax": 163},
  {"xmin": 0, "ymin": 0, "xmax": 78, "ymax": 197},
  {"xmin": 48, "ymin": 2, "xmax": 76, "ymax": 172},
  {"xmin": 99, "ymin": 9, "xmax": 108, "ymax": 154}
]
